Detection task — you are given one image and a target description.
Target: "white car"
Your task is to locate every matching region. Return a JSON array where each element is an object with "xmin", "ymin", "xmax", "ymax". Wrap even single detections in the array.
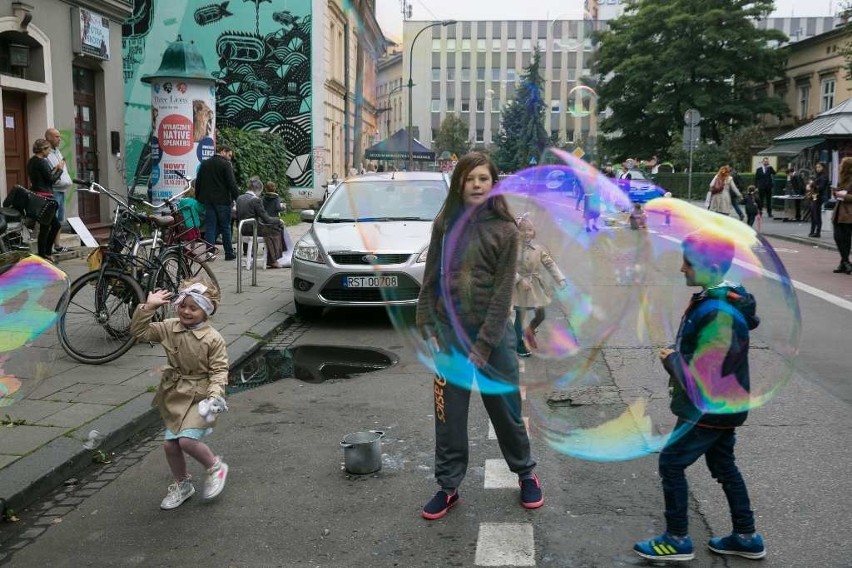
[{"xmin": 291, "ymin": 172, "xmax": 449, "ymax": 318}]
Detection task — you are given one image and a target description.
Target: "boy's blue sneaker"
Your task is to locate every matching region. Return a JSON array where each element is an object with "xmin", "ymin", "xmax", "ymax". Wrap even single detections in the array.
[
  {"xmin": 708, "ymin": 533, "xmax": 766, "ymax": 560},
  {"xmin": 633, "ymin": 533, "xmax": 695, "ymax": 562}
]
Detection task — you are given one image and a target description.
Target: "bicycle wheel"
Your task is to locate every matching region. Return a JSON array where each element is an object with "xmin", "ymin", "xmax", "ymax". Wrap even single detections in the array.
[
  {"xmin": 153, "ymin": 250, "xmax": 190, "ymax": 320},
  {"xmin": 57, "ymin": 270, "xmax": 145, "ymax": 364}
]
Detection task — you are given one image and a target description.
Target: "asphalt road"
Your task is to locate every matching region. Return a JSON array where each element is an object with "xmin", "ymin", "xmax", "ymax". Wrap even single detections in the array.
[{"xmin": 1, "ymin": 233, "xmax": 851, "ymax": 567}]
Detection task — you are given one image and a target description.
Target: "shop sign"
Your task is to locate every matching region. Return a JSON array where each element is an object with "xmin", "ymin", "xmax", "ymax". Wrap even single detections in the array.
[{"xmin": 72, "ymin": 8, "xmax": 111, "ymax": 60}]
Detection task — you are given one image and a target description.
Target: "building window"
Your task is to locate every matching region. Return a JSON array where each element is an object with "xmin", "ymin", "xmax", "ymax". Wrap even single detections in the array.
[
  {"xmin": 506, "ymin": 69, "xmax": 517, "ymax": 82},
  {"xmin": 446, "ymin": 39, "xmax": 456, "ymax": 50},
  {"xmin": 432, "ymin": 39, "xmax": 441, "ymax": 51},
  {"xmin": 447, "ymin": 68, "xmax": 455, "ymax": 81},
  {"xmin": 447, "ymin": 99, "xmax": 455, "ymax": 111},
  {"xmin": 798, "ymin": 85, "xmax": 810, "ymax": 118},
  {"xmin": 461, "ymin": 100, "xmax": 470, "ymax": 112},
  {"xmin": 461, "ymin": 39, "xmax": 471, "ymax": 50},
  {"xmin": 432, "ymin": 68, "xmax": 441, "ymax": 81},
  {"xmin": 551, "ymin": 99, "xmax": 561, "ymax": 112},
  {"xmin": 476, "ymin": 99, "xmax": 485, "ymax": 112},
  {"xmin": 492, "ymin": 38, "xmax": 501, "ymax": 50},
  {"xmin": 491, "ymin": 68, "xmax": 501, "ymax": 81},
  {"xmin": 522, "ymin": 39, "xmax": 532, "ymax": 51},
  {"xmin": 492, "ymin": 99, "xmax": 501, "ymax": 112},
  {"xmin": 461, "ymin": 68, "xmax": 471, "ymax": 81},
  {"xmin": 475, "ymin": 130, "xmax": 484, "ymax": 143},
  {"xmin": 431, "ymin": 99, "xmax": 441, "ymax": 112},
  {"xmin": 477, "ymin": 39, "xmax": 486, "ymax": 51},
  {"xmin": 476, "ymin": 68, "xmax": 485, "ymax": 81},
  {"xmin": 820, "ymin": 78, "xmax": 835, "ymax": 112},
  {"xmin": 507, "ymin": 39, "xmax": 516, "ymax": 50},
  {"xmin": 566, "ymin": 68, "xmax": 576, "ymax": 80}
]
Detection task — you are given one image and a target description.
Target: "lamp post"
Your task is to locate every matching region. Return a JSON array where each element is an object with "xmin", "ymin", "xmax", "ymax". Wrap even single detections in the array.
[{"xmin": 408, "ymin": 19, "xmax": 456, "ymax": 171}]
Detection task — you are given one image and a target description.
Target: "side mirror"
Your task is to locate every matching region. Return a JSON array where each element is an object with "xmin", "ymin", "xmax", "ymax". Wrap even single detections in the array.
[{"xmin": 300, "ymin": 209, "xmax": 315, "ymax": 223}]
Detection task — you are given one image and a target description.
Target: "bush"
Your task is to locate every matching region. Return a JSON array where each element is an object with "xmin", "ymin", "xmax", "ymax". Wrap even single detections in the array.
[
  {"xmin": 652, "ymin": 173, "xmax": 787, "ymax": 200},
  {"xmin": 217, "ymin": 127, "xmax": 291, "ymax": 208}
]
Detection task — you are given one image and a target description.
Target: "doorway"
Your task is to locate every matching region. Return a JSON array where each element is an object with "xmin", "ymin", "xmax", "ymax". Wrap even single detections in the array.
[
  {"xmin": 74, "ymin": 66, "xmax": 100, "ymax": 224},
  {"xmin": 3, "ymin": 90, "xmax": 28, "ymax": 190}
]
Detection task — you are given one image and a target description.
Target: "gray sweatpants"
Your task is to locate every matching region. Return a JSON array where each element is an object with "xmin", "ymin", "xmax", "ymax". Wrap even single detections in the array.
[{"xmin": 432, "ymin": 323, "xmax": 536, "ymax": 491}]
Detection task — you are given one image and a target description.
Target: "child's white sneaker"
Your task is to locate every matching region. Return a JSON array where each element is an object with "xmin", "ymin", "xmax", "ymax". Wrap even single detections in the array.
[
  {"xmin": 203, "ymin": 458, "xmax": 229, "ymax": 500},
  {"xmin": 160, "ymin": 479, "xmax": 195, "ymax": 510}
]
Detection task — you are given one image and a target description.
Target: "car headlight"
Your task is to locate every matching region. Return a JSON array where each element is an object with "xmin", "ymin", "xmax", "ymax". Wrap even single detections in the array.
[
  {"xmin": 416, "ymin": 246, "xmax": 429, "ymax": 263},
  {"xmin": 294, "ymin": 235, "xmax": 326, "ymax": 264}
]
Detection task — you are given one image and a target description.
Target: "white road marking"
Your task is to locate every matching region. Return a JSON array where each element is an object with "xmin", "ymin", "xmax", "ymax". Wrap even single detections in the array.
[
  {"xmin": 484, "ymin": 459, "xmax": 518, "ymax": 488},
  {"xmin": 658, "ymin": 234, "xmax": 852, "ymax": 312},
  {"xmin": 475, "ymin": 523, "xmax": 536, "ymax": 566}
]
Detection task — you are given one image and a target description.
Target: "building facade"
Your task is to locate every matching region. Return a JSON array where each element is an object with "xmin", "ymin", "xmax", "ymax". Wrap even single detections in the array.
[
  {"xmin": 0, "ymin": 0, "xmax": 132, "ymax": 224},
  {"xmin": 121, "ymin": 0, "xmax": 383, "ymax": 206},
  {"xmin": 376, "ymin": 46, "xmax": 403, "ymax": 142},
  {"xmin": 404, "ymin": 19, "xmax": 600, "ymax": 158}
]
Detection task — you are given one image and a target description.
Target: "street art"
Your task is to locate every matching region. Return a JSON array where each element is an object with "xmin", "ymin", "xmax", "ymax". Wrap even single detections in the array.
[{"xmin": 122, "ymin": 0, "xmax": 312, "ymax": 191}]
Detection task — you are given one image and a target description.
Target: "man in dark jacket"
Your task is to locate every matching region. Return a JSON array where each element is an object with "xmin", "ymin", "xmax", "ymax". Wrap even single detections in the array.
[
  {"xmin": 754, "ymin": 158, "xmax": 776, "ymax": 218},
  {"xmin": 633, "ymin": 229, "xmax": 766, "ymax": 563},
  {"xmin": 196, "ymin": 145, "xmax": 240, "ymax": 260}
]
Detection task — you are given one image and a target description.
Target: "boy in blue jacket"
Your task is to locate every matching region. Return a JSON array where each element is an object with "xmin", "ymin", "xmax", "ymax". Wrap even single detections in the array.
[{"xmin": 633, "ymin": 229, "xmax": 766, "ymax": 563}]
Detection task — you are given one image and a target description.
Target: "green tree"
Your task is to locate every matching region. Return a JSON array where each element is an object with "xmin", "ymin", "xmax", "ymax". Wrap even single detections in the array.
[
  {"xmin": 594, "ymin": 0, "xmax": 789, "ymax": 161},
  {"xmin": 432, "ymin": 114, "xmax": 471, "ymax": 158},
  {"xmin": 723, "ymin": 124, "xmax": 772, "ymax": 171},
  {"xmin": 493, "ymin": 49, "xmax": 551, "ymax": 172}
]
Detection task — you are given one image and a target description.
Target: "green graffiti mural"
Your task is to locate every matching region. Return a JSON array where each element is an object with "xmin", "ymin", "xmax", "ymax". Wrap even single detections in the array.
[{"xmin": 122, "ymin": 0, "xmax": 312, "ymax": 190}]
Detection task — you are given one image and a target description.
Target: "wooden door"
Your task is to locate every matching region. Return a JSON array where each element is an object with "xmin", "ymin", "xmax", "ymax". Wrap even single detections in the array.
[
  {"xmin": 3, "ymin": 90, "xmax": 28, "ymax": 191},
  {"xmin": 74, "ymin": 67, "xmax": 100, "ymax": 224}
]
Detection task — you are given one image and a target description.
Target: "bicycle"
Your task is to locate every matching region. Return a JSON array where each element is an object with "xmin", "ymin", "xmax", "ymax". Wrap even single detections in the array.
[{"xmin": 56, "ymin": 179, "xmax": 216, "ymax": 364}]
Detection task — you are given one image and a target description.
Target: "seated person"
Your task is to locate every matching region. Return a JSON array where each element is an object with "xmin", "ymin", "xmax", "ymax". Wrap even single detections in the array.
[{"xmin": 235, "ymin": 177, "xmax": 286, "ymax": 268}]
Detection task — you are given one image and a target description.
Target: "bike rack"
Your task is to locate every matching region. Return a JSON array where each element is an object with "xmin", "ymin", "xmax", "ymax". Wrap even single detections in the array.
[{"xmin": 236, "ymin": 218, "xmax": 258, "ymax": 293}]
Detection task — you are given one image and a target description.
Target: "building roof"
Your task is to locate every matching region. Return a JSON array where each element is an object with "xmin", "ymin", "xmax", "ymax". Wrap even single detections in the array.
[{"xmin": 775, "ymin": 98, "xmax": 852, "ymax": 140}]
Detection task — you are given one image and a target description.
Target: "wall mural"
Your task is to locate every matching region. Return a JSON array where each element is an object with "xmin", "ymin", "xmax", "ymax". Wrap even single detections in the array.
[{"xmin": 121, "ymin": 0, "xmax": 313, "ymax": 191}]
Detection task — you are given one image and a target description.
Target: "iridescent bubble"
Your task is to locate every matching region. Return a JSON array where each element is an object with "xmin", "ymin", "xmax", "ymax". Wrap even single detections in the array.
[
  {"xmin": 0, "ymin": 374, "xmax": 23, "ymax": 408},
  {"xmin": 567, "ymin": 85, "xmax": 596, "ymax": 118},
  {"xmin": 402, "ymin": 150, "xmax": 640, "ymax": 395}
]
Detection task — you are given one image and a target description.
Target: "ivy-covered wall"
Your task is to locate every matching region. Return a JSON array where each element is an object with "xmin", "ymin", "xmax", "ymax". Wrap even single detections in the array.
[{"xmin": 122, "ymin": 0, "xmax": 312, "ymax": 191}]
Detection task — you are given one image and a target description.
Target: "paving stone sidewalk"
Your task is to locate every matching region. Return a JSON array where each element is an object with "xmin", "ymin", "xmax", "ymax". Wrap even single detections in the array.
[{"xmin": 0, "ymin": 223, "xmax": 310, "ymax": 516}]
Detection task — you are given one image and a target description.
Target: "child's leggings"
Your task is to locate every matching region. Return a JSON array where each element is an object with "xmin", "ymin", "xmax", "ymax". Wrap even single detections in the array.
[{"xmin": 514, "ymin": 307, "xmax": 545, "ymax": 349}]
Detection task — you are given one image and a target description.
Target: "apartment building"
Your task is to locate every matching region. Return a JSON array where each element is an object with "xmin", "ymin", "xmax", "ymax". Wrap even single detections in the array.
[
  {"xmin": 376, "ymin": 45, "xmax": 403, "ymax": 142},
  {"xmin": 403, "ymin": 19, "xmax": 600, "ymax": 154}
]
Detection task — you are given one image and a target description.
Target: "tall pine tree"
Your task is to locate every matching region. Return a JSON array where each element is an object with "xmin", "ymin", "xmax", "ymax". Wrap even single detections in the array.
[{"xmin": 493, "ymin": 49, "xmax": 551, "ymax": 172}]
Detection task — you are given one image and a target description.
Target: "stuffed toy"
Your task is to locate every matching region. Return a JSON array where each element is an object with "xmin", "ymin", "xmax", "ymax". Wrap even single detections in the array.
[{"xmin": 198, "ymin": 396, "xmax": 229, "ymax": 423}]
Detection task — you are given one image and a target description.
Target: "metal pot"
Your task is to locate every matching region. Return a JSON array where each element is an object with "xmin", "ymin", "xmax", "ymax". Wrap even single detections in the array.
[{"xmin": 340, "ymin": 430, "xmax": 384, "ymax": 474}]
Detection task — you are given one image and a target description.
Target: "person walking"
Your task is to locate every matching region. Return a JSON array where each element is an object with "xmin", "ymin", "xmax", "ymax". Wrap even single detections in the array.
[
  {"xmin": 743, "ymin": 186, "xmax": 759, "ymax": 227},
  {"xmin": 831, "ymin": 157, "xmax": 852, "ymax": 274},
  {"xmin": 195, "ymin": 145, "xmax": 240, "ymax": 260},
  {"xmin": 25, "ymin": 139, "xmax": 62, "ymax": 259},
  {"xmin": 235, "ymin": 177, "xmax": 286, "ymax": 268},
  {"xmin": 44, "ymin": 128, "xmax": 72, "ymax": 253},
  {"xmin": 810, "ymin": 162, "xmax": 830, "ymax": 238},
  {"xmin": 416, "ymin": 152, "xmax": 543, "ymax": 520},
  {"xmin": 512, "ymin": 215, "xmax": 567, "ymax": 357},
  {"xmin": 753, "ymin": 158, "xmax": 776, "ymax": 218},
  {"xmin": 708, "ymin": 166, "xmax": 742, "ymax": 217},
  {"xmin": 633, "ymin": 229, "xmax": 765, "ymax": 563},
  {"xmin": 728, "ymin": 165, "xmax": 746, "ymax": 221},
  {"xmin": 130, "ymin": 280, "xmax": 230, "ymax": 510}
]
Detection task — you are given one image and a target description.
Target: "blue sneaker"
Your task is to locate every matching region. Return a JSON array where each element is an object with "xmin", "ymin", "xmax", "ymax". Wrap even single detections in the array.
[
  {"xmin": 519, "ymin": 473, "xmax": 544, "ymax": 509},
  {"xmin": 421, "ymin": 490, "xmax": 459, "ymax": 520},
  {"xmin": 708, "ymin": 533, "xmax": 766, "ymax": 560},
  {"xmin": 633, "ymin": 533, "xmax": 695, "ymax": 562}
]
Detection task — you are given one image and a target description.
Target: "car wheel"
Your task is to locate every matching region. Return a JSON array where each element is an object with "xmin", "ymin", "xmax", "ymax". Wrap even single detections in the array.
[{"xmin": 295, "ymin": 300, "xmax": 323, "ymax": 320}]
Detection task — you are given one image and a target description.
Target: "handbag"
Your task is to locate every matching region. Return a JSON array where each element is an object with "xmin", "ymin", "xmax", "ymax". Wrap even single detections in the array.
[
  {"xmin": 710, "ymin": 177, "xmax": 725, "ymax": 195},
  {"xmin": 25, "ymin": 192, "xmax": 58, "ymax": 225}
]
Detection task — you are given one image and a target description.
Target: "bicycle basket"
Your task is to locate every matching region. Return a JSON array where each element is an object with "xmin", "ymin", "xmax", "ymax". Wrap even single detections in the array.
[
  {"xmin": 109, "ymin": 210, "xmax": 142, "ymax": 254},
  {"xmin": 183, "ymin": 238, "xmax": 217, "ymax": 263}
]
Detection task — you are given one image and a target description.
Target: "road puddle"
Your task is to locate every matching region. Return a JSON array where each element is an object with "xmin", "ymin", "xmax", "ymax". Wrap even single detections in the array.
[{"xmin": 228, "ymin": 345, "xmax": 398, "ymax": 393}]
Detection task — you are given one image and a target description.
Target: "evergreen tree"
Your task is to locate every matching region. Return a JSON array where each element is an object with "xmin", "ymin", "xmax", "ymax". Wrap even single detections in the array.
[
  {"xmin": 594, "ymin": 0, "xmax": 788, "ymax": 161},
  {"xmin": 493, "ymin": 48, "xmax": 550, "ymax": 172}
]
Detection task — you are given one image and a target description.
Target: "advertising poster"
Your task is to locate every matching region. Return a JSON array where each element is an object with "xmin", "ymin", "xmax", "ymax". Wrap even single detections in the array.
[{"xmin": 149, "ymin": 80, "xmax": 216, "ymax": 203}]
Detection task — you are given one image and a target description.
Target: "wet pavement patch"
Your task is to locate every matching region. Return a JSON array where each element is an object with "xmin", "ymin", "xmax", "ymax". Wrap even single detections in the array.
[{"xmin": 228, "ymin": 345, "xmax": 399, "ymax": 393}]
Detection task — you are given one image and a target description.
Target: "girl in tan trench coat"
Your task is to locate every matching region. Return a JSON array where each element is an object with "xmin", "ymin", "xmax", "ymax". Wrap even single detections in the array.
[
  {"xmin": 130, "ymin": 281, "xmax": 230, "ymax": 510},
  {"xmin": 512, "ymin": 216, "xmax": 566, "ymax": 356}
]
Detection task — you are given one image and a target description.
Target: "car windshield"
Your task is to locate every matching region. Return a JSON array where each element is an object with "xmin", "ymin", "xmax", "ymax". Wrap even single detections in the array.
[{"xmin": 317, "ymin": 179, "xmax": 448, "ymax": 222}]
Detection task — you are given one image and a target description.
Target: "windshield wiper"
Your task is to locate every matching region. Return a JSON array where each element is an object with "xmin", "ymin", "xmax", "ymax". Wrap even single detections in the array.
[
  {"xmin": 317, "ymin": 217, "xmax": 357, "ymax": 223},
  {"xmin": 357, "ymin": 216, "xmax": 424, "ymax": 221}
]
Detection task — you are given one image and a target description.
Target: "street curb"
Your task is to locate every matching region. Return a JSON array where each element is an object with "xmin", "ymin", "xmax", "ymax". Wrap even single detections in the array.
[
  {"xmin": 0, "ymin": 312, "xmax": 296, "ymax": 519},
  {"xmin": 762, "ymin": 232, "xmax": 838, "ymax": 253}
]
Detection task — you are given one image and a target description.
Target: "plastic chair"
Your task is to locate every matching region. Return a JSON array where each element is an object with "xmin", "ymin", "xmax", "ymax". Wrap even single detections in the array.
[{"xmin": 240, "ymin": 236, "xmax": 267, "ymax": 270}]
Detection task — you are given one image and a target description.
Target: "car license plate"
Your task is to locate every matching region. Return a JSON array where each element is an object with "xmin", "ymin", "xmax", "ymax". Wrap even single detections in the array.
[{"xmin": 343, "ymin": 275, "xmax": 398, "ymax": 288}]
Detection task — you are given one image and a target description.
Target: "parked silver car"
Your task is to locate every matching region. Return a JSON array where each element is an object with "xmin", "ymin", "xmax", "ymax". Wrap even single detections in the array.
[{"xmin": 291, "ymin": 172, "xmax": 449, "ymax": 318}]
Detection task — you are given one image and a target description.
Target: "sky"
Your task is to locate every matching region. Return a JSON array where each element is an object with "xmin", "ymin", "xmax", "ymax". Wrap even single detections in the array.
[{"xmin": 376, "ymin": 0, "xmax": 841, "ymax": 41}]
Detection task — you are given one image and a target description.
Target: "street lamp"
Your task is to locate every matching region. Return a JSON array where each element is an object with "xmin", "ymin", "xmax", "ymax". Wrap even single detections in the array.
[{"xmin": 408, "ymin": 19, "xmax": 456, "ymax": 171}]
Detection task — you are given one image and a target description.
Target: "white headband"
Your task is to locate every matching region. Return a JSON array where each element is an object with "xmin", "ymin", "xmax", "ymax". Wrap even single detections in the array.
[{"xmin": 172, "ymin": 282, "xmax": 215, "ymax": 316}]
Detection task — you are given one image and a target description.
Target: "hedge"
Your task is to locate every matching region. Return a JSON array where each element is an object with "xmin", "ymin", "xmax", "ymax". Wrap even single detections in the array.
[
  {"xmin": 651, "ymin": 173, "xmax": 788, "ymax": 199},
  {"xmin": 217, "ymin": 127, "xmax": 291, "ymax": 208}
]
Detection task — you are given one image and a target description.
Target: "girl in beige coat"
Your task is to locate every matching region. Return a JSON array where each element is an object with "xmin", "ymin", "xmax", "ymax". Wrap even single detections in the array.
[
  {"xmin": 707, "ymin": 165, "xmax": 743, "ymax": 217},
  {"xmin": 513, "ymin": 216, "xmax": 566, "ymax": 356},
  {"xmin": 130, "ymin": 281, "xmax": 230, "ymax": 510}
]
